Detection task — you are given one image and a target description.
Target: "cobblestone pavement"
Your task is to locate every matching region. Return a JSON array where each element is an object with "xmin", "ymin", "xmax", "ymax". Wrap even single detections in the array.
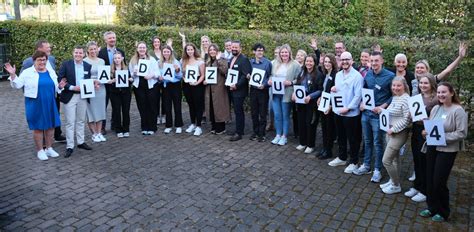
[{"xmin": 0, "ymin": 80, "xmax": 472, "ymax": 231}]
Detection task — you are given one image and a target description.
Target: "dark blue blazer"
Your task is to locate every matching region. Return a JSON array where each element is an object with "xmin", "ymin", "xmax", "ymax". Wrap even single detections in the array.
[
  {"xmin": 58, "ymin": 59, "xmax": 92, "ymax": 104},
  {"xmin": 230, "ymin": 53, "xmax": 251, "ymax": 98}
]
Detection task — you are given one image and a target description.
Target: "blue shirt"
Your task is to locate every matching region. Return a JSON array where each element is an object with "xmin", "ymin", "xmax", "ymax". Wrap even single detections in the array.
[
  {"xmin": 364, "ymin": 68, "xmax": 394, "ymax": 107},
  {"xmin": 107, "ymin": 47, "xmax": 116, "ymax": 65},
  {"xmin": 334, "ymin": 67, "xmax": 363, "ymax": 117},
  {"xmin": 20, "ymin": 56, "xmax": 56, "ymax": 73},
  {"xmin": 250, "ymin": 57, "xmax": 272, "ymax": 88},
  {"xmin": 74, "ymin": 61, "xmax": 84, "ymax": 87}
]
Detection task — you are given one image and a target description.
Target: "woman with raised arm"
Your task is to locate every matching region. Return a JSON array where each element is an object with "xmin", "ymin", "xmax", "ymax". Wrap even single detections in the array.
[
  {"xmin": 181, "ymin": 43, "xmax": 206, "ymax": 136},
  {"xmin": 419, "ymin": 82, "xmax": 467, "ymax": 222},
  {"xmin": 5, "ymin": 51, "xmax": 66, "ymax": 160},
  {"xmin": 129, "ymin": 41, "xmax": 159, "ymax": 135},
  {"xmin": 149, "ymin": 36, "xmax": 166, "ymax": 126}
]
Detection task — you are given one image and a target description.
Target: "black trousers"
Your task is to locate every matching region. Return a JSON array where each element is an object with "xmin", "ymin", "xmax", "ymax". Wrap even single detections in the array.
[
  {"xmin": 334, "ymin": 114, "xmax": 361, "ymax": 164},
  {"xmin": 291, "ymin": 102, "xmax": 298, "ymax": 137},
  {"xmin": 297, "ymin": 102, "xmax": 318, "ymax": 147},
  {"xmin": 426, "ymin": 147, "xmax": 457, "ymax": 219},
  {"xmin": 54, "ymin": 95, "xmax": 63, "ymax": 138},
  {"xmin": 103, "ymin": 84, "xmax": 112, "ymax": 131},
  {"xmin": 134, "ymin": 79, "xmax": 158, "ymax": 131},
  {"xmin": 232, "ymin": 96, "xmax": 246, "ymax": 135},
  {"xmin": 411, "ymin": 123, "xmax": 427, "ymax": 194},
  {"xmin": 109, "ymin": 89, "xmax": 131, "ymax": 133},
  {"xmin": 156, "ymin": 84, "xmax": 166, "ymax": 116},
  {"xmin": 209, "ymin": 90, "xmax": 225, "ymax": 132},
  {"xmin": 183, "ymin": 83, "xmax": 205, "ymax": 126},
  {"xmin": 250, "ymin": 88, "xmax": 268, "ymax": 137},
  {"xmin": 164, "ymin": 82, "xmax": 183, "ymax": 128},
  {"xmin": 321, "ymin": 111, "xmax": 335, "ymax": 151}
]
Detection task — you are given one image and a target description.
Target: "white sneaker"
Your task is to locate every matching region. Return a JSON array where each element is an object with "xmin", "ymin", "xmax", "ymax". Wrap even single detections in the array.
[
  {"xmin": 117, "ymin": 133, "xmax": 124, "ymax": 138},
  {"xmin": 271, "ymin": 136, "xmax": 281, "ymax": 145},
  {"xmin": 45, "ymin": 147, "xmax": 59, "ymax": 158},
  {"xmin": 92, "ymin": 134, "xmax": 101, "ymax": 143},
  {"xmin": 344, "ymin": 164, "xmax": 359, "ymax": 174},
  {"xmin": 296, "ymin": 145, "xmax": 306, "ymax": 151},
  {"xmin": 164, "ymin": 128, "xmax": 172, "ymax": 134},
  {"xmin": 404, "ymin": 188, "xmax": 419, "ymax": 198},
  {"xmin": 193, "ymin": 127, "xmax": 202, "ymax": 136},
  {"xmin": 408, "ymin": 171, "xmax": 416, "ymax": 181},
  {"xmin": 370, "ymin": 169, "xmax": 382, "ymax": 183},
  {"xmin": 157, "ymin": 117, "xmax": 161, "ymax": 125},
  {"xmin": 353, "ymin": 164, "xmax": 371, "ymax": 175},
  {"xmin": 411, "ymin": 192, "xmax": 427, "ymax": 202},
  {"xmin": 175, "ymin": 127, "xmax": 182, "ymax": 134},
  {"xmin": 37, "ymin": 150, "xmax": 48, "ymax": 161},
  {"xmin": 186, "ymin": 124, "xmax": 196, "ymax": 133},
  {"xmin": 304, "ymin": 147, "xmax": 314, "ymax": 154},
  {"xmin": 161, "ymin": 116, "xmax": 166, "ymax": 125},
  {"xmin": 123, "ymin": 132, "xmax": 130, "ymax": 137},
  {"xmin": 379, "ymin": 179, "xmax": 393, "ymax": 189},
  {"xmin": 277, "ymin": 137, "xmax": 287, "ymax": 146},
  {"xmin": 98, "ymin": 133, "xmax": 106, "ymax": 142},
  {"xmin": 142, "ymin": 131, "xmax": 147, "ymax": 135},
  {"xmin": 148, "ymin": 131, "xmax": 155, "ymax": 135},
  {"xmin": 382, "ymin": 183, "xmax": 401, "ymax": 194},
  {"xmin": 328, "ymin": 157, "xmax": 346, "ymax": 167}
]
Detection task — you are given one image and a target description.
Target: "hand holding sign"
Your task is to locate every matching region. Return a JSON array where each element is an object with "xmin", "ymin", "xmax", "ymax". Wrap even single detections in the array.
[
  {"xmin": 185, "ymin": 65, "xmax": 199, "ymax": 83},
  {"xmin": 408, "ymin": 94, "xmax": 428, "ymax": 122},
  {"xmin": 423, "ymin": 120, "xmax": 446, "ymax": 146},
  {"xmin": 115, "ymin": 70, "xmax": 129, "ymax": 88},
  {"xmin": 293, "ymin": 85, "xmax": 306, "ymax": 104},
  {"xmin": 205, "ymin": 67, "xmax": 217, "ymax": 84},
  {"xmin": 272, "ymin": 76, "xmax": 285, "ymax": 95},
  {"xmin": 379, "ymin": 109, "xmax": 390, "ymax": 132},
  {"xmin": 249, "ymin": 68, "xmax": 266, "ymax": 87},
  {"xmin": 362, "ymin": 88, "xmax": 375, "ymax": 110},
  {"xmin": 225, "ymin": 69, "xmax": 239, "ymax": 86},
  {"xmin": 80, "ymin": 79, "xmax": 95, "ymax": 99},
  {"xmin": 318, "ymin": 92, "xmax": 331, "ymax": 113},
  {"xmin": 97, "ymin": 65, "xmax": 111, "ymax": 84},
  {"xmin": 137, "ymin": 59, "xmax": 150, "ymax": 77},
  {"xmin": 331, "ymin": 92, "xmax": 344, "ymax": 112},
  {"xmin": 162, "ymin": 63, "xmax": 175, "ymax": 81}
]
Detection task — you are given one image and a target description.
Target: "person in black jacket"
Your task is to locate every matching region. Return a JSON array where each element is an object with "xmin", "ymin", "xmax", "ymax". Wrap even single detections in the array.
[
  {"xmin": 98, "ymin": 31, "xmax": 126, "ymax": 134},
  {"xmin": 292, "ymin": 54, "xmax": 324, "ymax": 154},
  {"xmin": 318, "ymin": 53, "xmax": 338, "ymax": 160},
  {"xmin": 228, "ymin": 40, "xmax": 252, "ymax": 141},
  {"xmin": 58, "ymin": 46, "xmax": 93, "ymax": 158}
]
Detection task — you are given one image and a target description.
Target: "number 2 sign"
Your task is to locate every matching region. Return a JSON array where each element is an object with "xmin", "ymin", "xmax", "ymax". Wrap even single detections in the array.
[
  {"xmin": 408, "ymin": 94, "xmax": 428, "ymax": 122},
  {"xmin": 423, "ymin": 120, "xmax": 446, "ymax": 146},
  {"xmin": 362, "ymin": 88, "xmax": 375, "ymax": 110}
]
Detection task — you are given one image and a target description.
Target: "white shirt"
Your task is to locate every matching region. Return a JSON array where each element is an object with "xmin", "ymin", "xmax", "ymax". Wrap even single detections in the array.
[
  {"xmin": 334, "ymin": 67, "xmax": 363, "ymax": 117},
  {"xmin": 10, "ymin": 66, "xmax": 60, "ymax": 98}
]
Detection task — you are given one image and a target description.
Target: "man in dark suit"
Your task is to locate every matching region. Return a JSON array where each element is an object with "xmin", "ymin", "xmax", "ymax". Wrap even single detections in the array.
[
  {"xmin": 228, "ymin": 40, "xmax": 252, "ymax": 141},
  {"xmin": 98, "ymin": 31, "xmax": 126, "ymax": 134},
  {"xmin": 58, "ymin": 46, "xmax": 93, "ymax": 158}
]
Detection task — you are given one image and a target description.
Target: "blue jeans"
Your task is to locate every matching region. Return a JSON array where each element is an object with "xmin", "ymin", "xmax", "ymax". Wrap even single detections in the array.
[
  {"xmin": 272, "ymin": 95, "xmax": 290, "ymax": 136},
  {"xmin": 362, "ymin": 110, "xmax": 385, "ymax": 170}
]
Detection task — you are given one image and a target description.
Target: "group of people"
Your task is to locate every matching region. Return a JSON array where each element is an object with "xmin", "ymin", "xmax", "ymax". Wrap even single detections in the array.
[{"xmin": 7, "ymin": 31, "xmax": 469, "ymax": 223}]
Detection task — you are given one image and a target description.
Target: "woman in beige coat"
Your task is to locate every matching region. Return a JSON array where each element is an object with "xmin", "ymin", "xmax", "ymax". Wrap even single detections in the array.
[{"xmin": 204, "ymin": 44, "xmax": 230, "ymax": 134}]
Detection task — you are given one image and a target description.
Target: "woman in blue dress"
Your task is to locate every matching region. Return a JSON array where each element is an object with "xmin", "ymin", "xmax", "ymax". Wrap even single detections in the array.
[{"xmin": 6, "ymin": 51, "xmax": 66, "ymax": 160}]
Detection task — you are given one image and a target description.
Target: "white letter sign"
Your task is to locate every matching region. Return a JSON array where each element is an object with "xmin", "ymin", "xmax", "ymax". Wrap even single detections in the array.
[
  {"xmin": 225, "ymin": 69, "xmax": 239, "ymax": 86},
  {"xmin": 408, "ymin": 94, "xmax": 428, "ymax": 122},
  {"xmin": 423, "ymin": 120, "xmax": 446, "ymax": 146},
  {"xmin": 293, "ymin": 85, "xmax": 306, "ymax": 104},
  {"xmin": 162, "ymin": 63, "xmax": 175, "ymax": 81},
  {"xmin": 272, "ymin": 76, "xmax": 285, "ymax": 95},
  {"xmin": 205, "ymin": 67, "xmax": 217, "ymax": 84},
  {"xmin": 97, "ymin": 65, "xmax": 111, "ymax": 84},
  {"xmin": 249, "ymin": 68, "xmax": 266, "ymax": 87},
  {"xmin": 331, "ymin": 92, "xmax": 345, "ymax": 112},
  {"xmin": 379, "ymin": 109, "xmax": 390, "ymax": 132},
  {"xmin": 318, "ymin": 92, "xmax": 331, "ymax": 112},
  {"xmin": 115, "ymin": 70, "xmax": 129, "ymax": 88},
  {"xmin": 362, "ymin": 88, "xmax": 375, "ymax": 110},
  {"xmin": 80, "ymin": 79, "xmax": 95, "ymax": 99},
  {"xmin": 185, "ymin": 65, "xmax": 199, "ymax": 83},
  {"xmin": 137, "ymin": 59, "xmax": 150, "ymax": 77}
]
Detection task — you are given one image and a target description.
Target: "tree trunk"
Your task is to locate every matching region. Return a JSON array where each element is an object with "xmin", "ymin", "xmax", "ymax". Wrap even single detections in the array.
[{"xmin": 13, "ymin": 0, "xmax": 21, "ymax": 20}]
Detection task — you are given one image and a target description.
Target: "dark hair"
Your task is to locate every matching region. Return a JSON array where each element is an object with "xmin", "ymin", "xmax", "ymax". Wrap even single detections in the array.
[
  {"xmin": 361, "ymin": 49, "xmax": 371, "ymax": 54},
  {"xmin": 32, "ymin": 50, "xmax": 48, "ymax": 61},
  {"xmin": 74, "ymin": 45, "xmax": 85, "ymax": 51},
  {"xmin": 224, "ymin": 39, "xmax": 232, "ymax": 43},
  {"xmin": 35, "ymin": 40, "xmax": 49, "ymax": 50},
  {"xmin": 152, "ymin": 36, "xmax": 161, "ymax": 48},
  {"xmin": 252, "ymin": 43, "xmax": 265, "ymax": 51},
  {"xmin": 231, "ymin": 40, "xmax": 241, "ymax": 45},
  {"xmin": 370, "ymin": 51, "xmax": 383, "ymax": 58},
  {"xmin": 296, "ymin": 54, "xmax": 320, "ymax": 85},
  {"xmin": 322, "ymin": 53, "xmax": 338, "ymax": 75},
  {"xmin": 437, "ymin": 82, "xmax": 461, "ymax": 105}
]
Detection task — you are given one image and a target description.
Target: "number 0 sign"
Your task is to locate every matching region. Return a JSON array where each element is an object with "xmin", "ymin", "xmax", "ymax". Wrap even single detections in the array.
[
  {"xmin": 379, "ymin": 109, "xmax": 390, "ymax": 132},
  {"xmin": 423, "ymin": 120, "xmax": 446, "ymax": 146}
]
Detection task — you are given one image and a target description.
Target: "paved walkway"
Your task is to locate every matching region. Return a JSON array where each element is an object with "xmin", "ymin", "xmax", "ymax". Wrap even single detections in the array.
[{"xmin": 0, "ymin": 81, "xmax": 472, "ymax": 231}]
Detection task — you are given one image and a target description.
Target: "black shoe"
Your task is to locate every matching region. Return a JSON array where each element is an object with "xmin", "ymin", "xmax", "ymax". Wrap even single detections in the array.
[
  {"xmin": 249, "ymin": 134, "xmax": 258, "ymax": 141},
  {"xmin": 215, "ymin": 130, "xmax": 226, "ymax": 135},
  {"xmin": 319, "ymin": 151, "xmax": 333, "ymax": 160},
  {"xmin": 258, "ymin": 136, "xmax": 266, "ymax": 142},
  {"xmin": 101, "ymin": 129, "xmax": 107, "ymax": 135},
  {"xmin": 229, "ymin": 134, "xmax": 242, "ymax": 142},
  {"xmin": 317, "ymin": 149, "xmax": 327, "ymax": 158},
  {"xmin": 54, "ymin": 135, "xmax": 66, "ymax": 143},
  {"xmin": 64, "ymin": 148, "xmax": 73, "ymax": 158},
  {"xmin": 77, "ymin": 143, "xmax": 92, "ymax": 150}
]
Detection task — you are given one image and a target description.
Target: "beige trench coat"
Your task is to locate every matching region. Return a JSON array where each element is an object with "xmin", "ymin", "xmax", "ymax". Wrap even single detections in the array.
[{"xmin": 205, "ymin": 57, "xmax": 231, "ymax": 122}]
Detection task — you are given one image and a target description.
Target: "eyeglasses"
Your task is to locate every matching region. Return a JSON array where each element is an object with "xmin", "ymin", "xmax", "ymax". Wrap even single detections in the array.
[{"xmin": 341, "ymin": 59, "xmax": 351, "ymax": 61}]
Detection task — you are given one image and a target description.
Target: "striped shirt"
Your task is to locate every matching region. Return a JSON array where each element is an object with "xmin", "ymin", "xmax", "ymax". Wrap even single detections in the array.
[{"xmin": 387, "ymin": 93, "xmax": 411, "ymax": 133}]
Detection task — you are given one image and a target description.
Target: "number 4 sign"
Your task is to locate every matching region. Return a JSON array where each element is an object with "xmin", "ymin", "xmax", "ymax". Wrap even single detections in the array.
[{"xmin": 423, "ymin": 120, "xmax": 446, "ymax": 146}]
